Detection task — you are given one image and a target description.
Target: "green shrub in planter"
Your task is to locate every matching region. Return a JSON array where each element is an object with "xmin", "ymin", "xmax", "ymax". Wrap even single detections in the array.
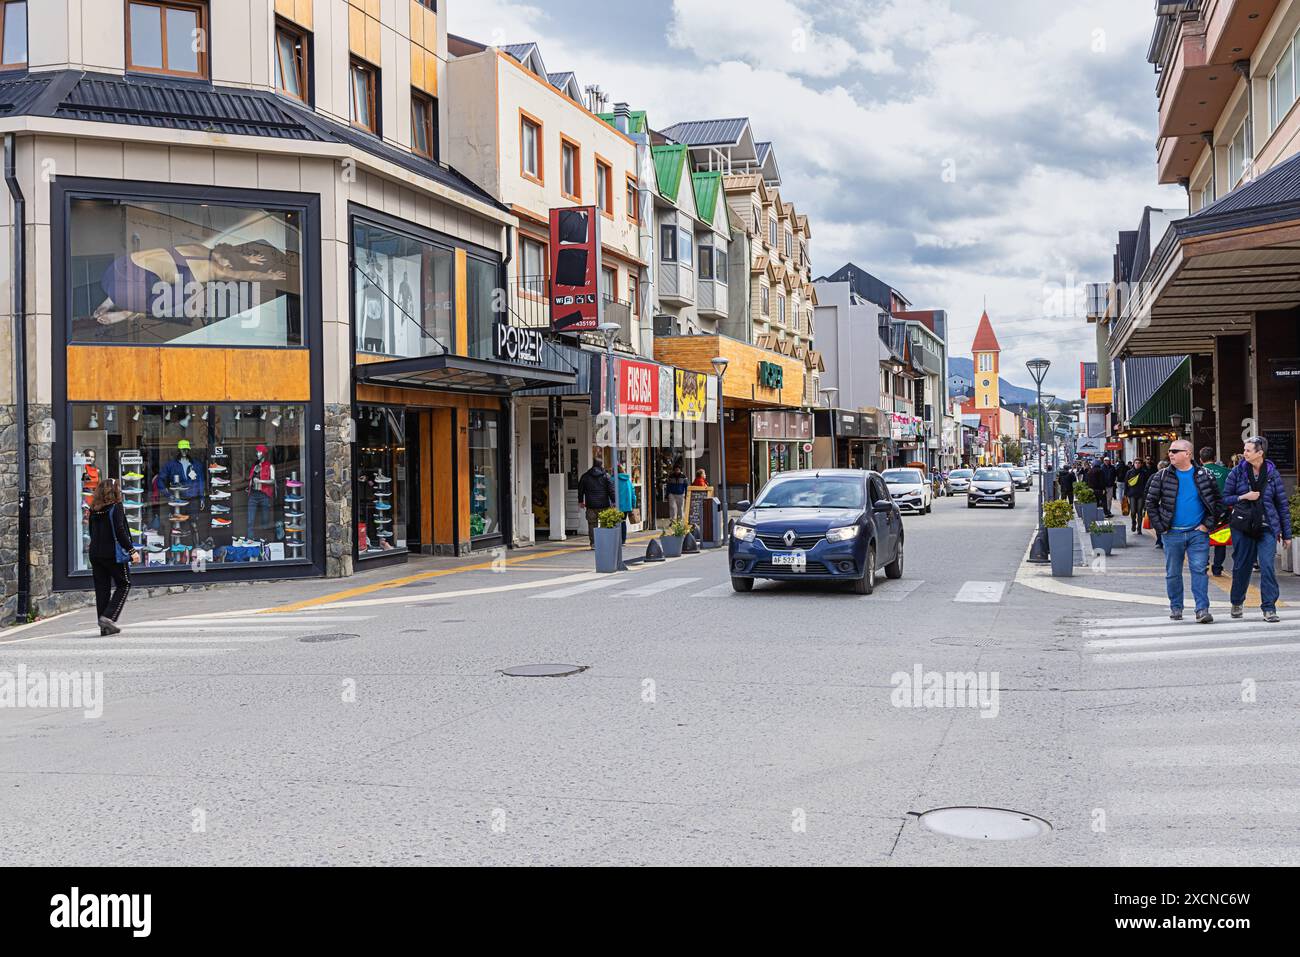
[
  {"xmin": 1290, "ymin": 488, "xmax": 1300, "ymax": 538},
  {"xmin": 1075, "ymin": 485, "xmax": 1096, "ymax": 505},
  {"xmin": 663, "ymin": 518, "xmax": 690, "ymax": 538},
  {"xmin": 1044, "ymin": 499, "xmax": 1073, "ymax": 529},
  {"xmin": 1087, "ymin": 521, "xmax": 1115, "ymax": 534},
  {"xmin": 598, "ymin": 507, "xmax": 625, "ymax": 528}
]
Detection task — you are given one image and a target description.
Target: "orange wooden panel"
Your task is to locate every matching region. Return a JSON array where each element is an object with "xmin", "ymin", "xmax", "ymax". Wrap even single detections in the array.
[
  {"xmin": 366, "ymin": 14, "xmax": 382, "ymax": 65},
  {"xmin": 295, "ymin": 0, "xmax": 314, "ymax": 29},
  {"xmin": 225, "ymin": 350, "xmax": 311, "ymax": 401},
  {"xmin": 454, "ymin": 248, "xmax": 468, "ymax": 356},
  {"xmin": 348, "ymin": 5, "xmax": 365, "ymax": 57},
  {"xmin": 424, "ymin": 47, "xmax": 438, "ymax": 97},
  {"xmin": 408, "ymin": 0, "xmax": 424, "ymax": 45},
  {"xmin": 66, "ymin": 347, "xmax": 160, "ymax": 401},
  {"xmin": 410, "ymin": 42, "xmax": 424, "ymax": 91},
  {"xmin": 161, "ymin": 349, "xmax": 228, "ymax": 401},
  {"xmin": 456, "ymin": 411, "xmax": 470, "ymax": 547},
  {"xmin": 420, "ymin": 411, "xmax": 433, "ymax": 545},
  {"xmin": 275, "ymin": 0, "xmax": 294, "ymax": 19},
  {"xmin": 432, "ymin": 407, "xmax": 454, "ymax": 545},
  {"xmin": 364, "ymin": 0, "xmax": 380, "ymax": 18}
]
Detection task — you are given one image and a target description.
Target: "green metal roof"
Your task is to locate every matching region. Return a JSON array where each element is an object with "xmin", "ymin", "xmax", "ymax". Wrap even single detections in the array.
[
  {"xmin": 692, "ymin": 171, "xmax": 722, "ymax": 225},
  {"xmin": 1129, "ymin": 357, "xmax": 1190, "ymax": 426},
  {"xmin": 597, "ymin": 110, "xmax": 648, "ymax": 135},
  {"xmin": 653, "ymin": 145, "xmax": 688, "ymax": 202}
]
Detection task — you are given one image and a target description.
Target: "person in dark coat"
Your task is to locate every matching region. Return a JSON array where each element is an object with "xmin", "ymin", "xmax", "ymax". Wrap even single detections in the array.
[
  {"xmin": 1126, "ymin": 457, "xmax": 1153, "ymax": 534},
  {"xmin": 1222, "ymin": 435, "xmax": 1293, "ymax": 622},
  {"xmin": 576, "ymin": 461, "xmax": 617, "ymax": 548},
  {"xmin": 1144, "ymin": 440, "xmax": 1223, "ymax": 623},
  {"xmin": 1057, "ymin": 465, "xmax": 1076, "ymax": 504},
  {"xmin": 87, "ymin": 477, "xmax": 139, "ymax": 635},
  {"xmin": 1087, "ymin": 461, "xmax": 1109, "ymax": 516}
]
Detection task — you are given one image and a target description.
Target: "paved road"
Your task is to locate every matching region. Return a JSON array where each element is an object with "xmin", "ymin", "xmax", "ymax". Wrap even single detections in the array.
[{"xmin": 3, "ymin": 487, "xmax": 1299, "ymax": 865}]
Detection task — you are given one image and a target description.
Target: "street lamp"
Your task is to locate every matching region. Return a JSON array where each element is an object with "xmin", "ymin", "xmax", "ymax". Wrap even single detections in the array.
[
  {"xmin": 1025, "ymin": 358, "xmax": 1051, "ymax": 563},
  {"xmin": 599, "ymin": 319, "xmax": 620, "ymax": 477},
  {"xmin": 711, "ymin": 355, "xmax": 730, "ymax": 543},
  {"xmin": 819, "ymin": 386, "xmax": 839, "ymax": 468}
]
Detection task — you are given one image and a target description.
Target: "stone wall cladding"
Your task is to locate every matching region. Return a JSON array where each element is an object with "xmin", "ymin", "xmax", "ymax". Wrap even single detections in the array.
[
  {"xmin": 28, "ymin": 402, "xmax": 54, "ymax": 621},
  {"xmin": 0, "ymin": 404, "xmax": 18, "ymax": 623},
  {"xmin": 324, "ymin": 403, "xmax": 353, "ymax": 578}
]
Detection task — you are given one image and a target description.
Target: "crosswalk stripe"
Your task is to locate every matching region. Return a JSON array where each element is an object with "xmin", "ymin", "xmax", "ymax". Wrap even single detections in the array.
[
  {"xmin": 1083, "ymin": 613, "xmax": 1295, "ymax": 629},
  {"xmin": 1103, "ymin": 744, "xmax": 1300, "ymax": 766},
  {"xmin": 690, "ymin": 583, "xmax": 734, "ymax": 598},
  {"xmin": 36, "ymin": 634, "xmax": 291, "ymax": 645},
  {"xmin": 616, "ymin": 577, "xmax": 700, "ymax": 598},
  {"xmin": 532, "ymin": 577, "xmax": 625, "ymax": 599},
  {"xmin": 1094, "ymin": 641, "xmax": 1300, "ymax": 664},
  {"xmin": 1084, "ymin": 619, "xmax": 1294, "ymax": 639},
  {"xmin": 1086, "ymin": 628, "xmax": 1300, "ymax": 649},
  {"xmin": 954, "ymin": 581, "xmax": 1005, "ymax": 603},
  {"xmin": 1110, "ymin": 788, "xmax": 1300, "ymax": 815},
  {"xmin": 0, "ymin": 647, "xmax": 232, "ymax": 656},
  {"xmin": 874, "ymin": 579, "xmax": 925, "ymax": 602}
]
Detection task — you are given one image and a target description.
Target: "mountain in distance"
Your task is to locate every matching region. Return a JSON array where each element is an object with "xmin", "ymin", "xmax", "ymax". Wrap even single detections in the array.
[{"xmin": 947, "ymin": 357, "xmax": 1039, "ymax": 406}]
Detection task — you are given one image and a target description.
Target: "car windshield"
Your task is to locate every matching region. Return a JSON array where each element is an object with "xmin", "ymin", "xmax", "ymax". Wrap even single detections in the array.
[
  {"xmin": 951, "ymin": 470, "xmax": 972, "ymax": 478},
  {"xmin": 755, "ymin": 477, "xmax": 865, "ymax": 509},
  {"xmin": 974, "ymin": 469, "xmax": 1010, "ymax": 482},
  {"xmin": 1010, "ymin": 469, "xmax": 1027, "ymax": 477},
  {"xmin": 882, "ymin": 469, "xmax": 923, "ymax": 485}
]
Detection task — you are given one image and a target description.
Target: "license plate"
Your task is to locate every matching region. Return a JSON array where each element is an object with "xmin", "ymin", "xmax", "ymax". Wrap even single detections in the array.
[{"xmin": 772, "ymin": 552, "xmax": 806, "ymax": 569}]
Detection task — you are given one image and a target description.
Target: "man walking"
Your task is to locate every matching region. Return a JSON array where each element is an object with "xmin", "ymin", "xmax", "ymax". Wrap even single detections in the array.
[
  {"xmin": 1101, "ymin": 457, "xmax": 1117, "ymax": 517},
  {"xmin": 1199, "ymin": 447, "xmax": 1230, "ymax": 575},
  {"xmin": 1145, "ymin": 439, "xmax": 1223, "ymax": 623},
  {"xmin": 576, "ymin": 459, "xmax": 616, "ymax": 548},
  {"xmin": 1222, "ymin": 436, "xmax": 1292, "ymax": 622},
  {"xmin": 1057, "ymin": 463, "xmax": 1075, "ymax": 504},
  {"xmin": 1087, "ymin": 460, "xmax": 1109, "ymax": 516}
]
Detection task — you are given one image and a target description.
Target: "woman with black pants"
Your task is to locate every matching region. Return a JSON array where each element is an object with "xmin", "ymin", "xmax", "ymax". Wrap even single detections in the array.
[{"xmin": 87, "ymin": 478, "xmax": 138, "ymax": 635}]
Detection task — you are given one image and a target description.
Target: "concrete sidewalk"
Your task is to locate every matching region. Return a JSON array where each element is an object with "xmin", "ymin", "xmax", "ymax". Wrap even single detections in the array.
[
  {"xmin": 1019, "ymin": 516, "xmax": 1296, "ymax": 609},
  {"xmin": 0, "ymin": 529, "xmax": 686, "ymax": 638}
]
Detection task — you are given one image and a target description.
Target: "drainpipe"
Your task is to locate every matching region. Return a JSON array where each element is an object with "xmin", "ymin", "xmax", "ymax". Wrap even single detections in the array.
[{"xmin": 4, "ymin": 133, "xmax": 30, "ymax": 621}]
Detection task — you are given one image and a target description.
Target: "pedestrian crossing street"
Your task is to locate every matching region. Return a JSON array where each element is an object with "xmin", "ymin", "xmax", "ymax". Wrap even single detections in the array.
[
  {"xmin": 0, "ymin": 612, "xmax": 374, "ymax": 659},
  {"xmin": 1082, "ymin": 613, "xmax": 1300, "ymax": 664}
]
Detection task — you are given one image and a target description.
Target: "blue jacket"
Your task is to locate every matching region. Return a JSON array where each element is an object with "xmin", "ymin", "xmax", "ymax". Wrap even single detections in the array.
[
  {"xmin": 1223, "ymin": 459, "xmax": 1292, "ymax": 539},
  {"xmin": 616, "ymin": 471, "xmax": 637, "ymax": 512}
]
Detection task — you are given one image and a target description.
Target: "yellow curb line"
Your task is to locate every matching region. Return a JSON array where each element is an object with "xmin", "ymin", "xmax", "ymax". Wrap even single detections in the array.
[{"xmin": 263, "ymin": 533, "xmax": 660, "ymax": 613}]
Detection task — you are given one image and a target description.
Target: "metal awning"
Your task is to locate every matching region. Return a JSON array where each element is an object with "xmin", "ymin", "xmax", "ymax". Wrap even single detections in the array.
[{"xmin": 354, "ymin": 353, "xmax": 577, "ymax": 394}]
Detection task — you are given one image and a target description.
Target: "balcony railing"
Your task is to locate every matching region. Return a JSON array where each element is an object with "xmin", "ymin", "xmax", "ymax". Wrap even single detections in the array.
[{"xmin": 508, "ymin": 277, "xmax": 636, "ymax": 351}]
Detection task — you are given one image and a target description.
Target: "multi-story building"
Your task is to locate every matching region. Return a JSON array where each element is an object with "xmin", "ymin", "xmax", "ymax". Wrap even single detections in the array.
[
  {"xmin": 1112, "ymin": 0, "xmax": 1300, "ymax": 481},
  {"xmin": 810, "ymin": 280, "xmax": 890, "ymax": 470},
  {"xmin": 0, "ymin": 0, "xmax": 597, "ymax": 623}
]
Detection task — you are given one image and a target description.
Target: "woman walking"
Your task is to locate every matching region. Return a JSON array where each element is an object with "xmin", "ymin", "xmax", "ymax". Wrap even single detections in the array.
[
  {"xmin": 1126, "ymin": 457, "xmax": 1152, "ymax": 535},
  {"xmin": 87, "ymin": 477, "xmax": 138, "ymax": 635},
  {"xmin": 1222, "ymin": 435, "xmax": 1292, "ymax": 622}
]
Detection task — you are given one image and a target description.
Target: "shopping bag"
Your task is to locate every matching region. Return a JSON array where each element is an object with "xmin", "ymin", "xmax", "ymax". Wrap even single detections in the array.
[
  {"xmin": 1121, "ymin": 498, "xmax": 1130, "ymax": 516},
  {"xmin": 1142, "ymin": 513, "xmax": 1152, "ymax": 530},
  {"xmin": 1209, "ymin": 524, "xmax": 1232, "ymax": 547}
]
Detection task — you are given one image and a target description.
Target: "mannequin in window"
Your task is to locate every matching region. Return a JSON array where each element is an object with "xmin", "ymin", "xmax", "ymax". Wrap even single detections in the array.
[
  {"xmin": 81, "ymin": 449, "xmax": 101, "ymax": 490},
  {"xmin": 158, "ymin": 439, "xmax": 204, "ymax": 501},
  {"xmin": 361, "ymin": 251, "xmax": 386, "ymax": 352},
  {"xmin": 247, "ymin": 444, "xmax": 276, "ymax": 537}
]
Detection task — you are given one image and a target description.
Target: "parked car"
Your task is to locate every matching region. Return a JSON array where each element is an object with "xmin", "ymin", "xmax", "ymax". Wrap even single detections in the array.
[
  {"xmin": 1009, "ymin": 467, "xmax": 1032, "ymax": 490},
  {"xmin": 728, "ymin": 469, "xmax": 904, "ymax": 594},
  {"xmin": 881, "ymin": 468, "xmax": 932, "ymax": 514},
  {"xmin": 948, "ymin": 468, "xmax": 974, "ymax": 494},
  {"xmin": 967, "ymin": 467, "xmax": 1016, "ymax": 509}
]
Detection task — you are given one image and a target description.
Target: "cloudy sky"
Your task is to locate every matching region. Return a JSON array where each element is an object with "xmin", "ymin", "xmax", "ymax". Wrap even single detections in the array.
[{"xmin": 448, "ymin": 0, "xmax": 1184, "ymax": 397}]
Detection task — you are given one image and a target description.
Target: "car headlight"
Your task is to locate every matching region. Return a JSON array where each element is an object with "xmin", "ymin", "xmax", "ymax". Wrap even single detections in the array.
[
  {"xmin": 1004, "ymin": 485, "xmax": 1013, "ymax": 492},
  {"xmin": 733, "ymin": 525, "xmax": 756, "ymax": 542},
  {"xmin": 827, "ymin": 524, "xmax": 860, "ymax": 543}
]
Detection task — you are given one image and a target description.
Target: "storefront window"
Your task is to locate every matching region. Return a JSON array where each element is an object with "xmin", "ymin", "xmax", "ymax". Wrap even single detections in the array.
[
  {"xmin": 68, "ymin": 402, "xmax": 311, "ymax": 573},
  {"xmin": 468, "ymin": 410, "xmax": 500, "ymax": 539},
  {"xmin": 356, "ymin": 405, "xmax": 408, "ymax": 557},
  {"xmin": 353, "ymin": 219, "xmax": 453, "ymax": 358},
  {"xmin": 465, "ymin": 256, "xmax": 500, "ymax": 360},
  {"xmin": 69, "ymin": 198, "xmax": 303, "ymax": 346}
]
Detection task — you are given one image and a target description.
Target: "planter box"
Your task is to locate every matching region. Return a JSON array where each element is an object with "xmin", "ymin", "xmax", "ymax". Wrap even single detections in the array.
[
  {"xmin": 1089, "ymin": 532, "xmax": 1115, "ymax": 556},
  {"xmin": 1112, "ymin": 524, "xmax": 1127, "ymax": 548},
  {"xmin": 594, "ymin": 526, "xmax": 623, "ymax": 573},
  {"xmin": 660, "ymin": 534, "xmax": 685, "ymax": 558},
  {"xmin": 1291, "ymin": 538, "xmax": 1300, "ymax": 576},
  {"xmin": 1048, "ymin": 527, "xmax": 1074, "ymax": 577}
]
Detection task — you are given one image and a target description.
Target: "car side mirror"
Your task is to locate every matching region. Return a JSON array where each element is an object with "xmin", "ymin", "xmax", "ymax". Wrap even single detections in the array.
[
  {"xmin": 736, "ymin": 500, "xmax": 751, "ymax": 512},
  {"xmin": 873, "ymin": 499, "xmax": 893, "ymax": 512}
]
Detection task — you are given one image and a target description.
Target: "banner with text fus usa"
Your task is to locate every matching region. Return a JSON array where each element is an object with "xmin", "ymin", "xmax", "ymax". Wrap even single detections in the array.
[{"xmin": 549, "ymin": 206, "xmax": 602, "ymax": 334}]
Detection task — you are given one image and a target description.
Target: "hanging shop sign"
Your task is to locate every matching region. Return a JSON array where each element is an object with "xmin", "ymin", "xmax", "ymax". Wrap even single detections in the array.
[
  {"xmin": 752, "ymin": 410, "xmax": 813, "ymax": 441},
  {"xmin": 548, "ymin": 206, "xmax": 602, "ymax": 333},
  {"xmin": 619, "ymin": 359, "xmax": 659, "ymax": 417},
  {"xmin": 675, "ymin": 369, "xmax": 707, "ymax": 422},
  {"xmin": 493, "ymin": 322, "xmax": 544, "ymax": 365},
  {"xmin": 1269, "ymin": 358, "xmax": 1300, "ymax": 380}
]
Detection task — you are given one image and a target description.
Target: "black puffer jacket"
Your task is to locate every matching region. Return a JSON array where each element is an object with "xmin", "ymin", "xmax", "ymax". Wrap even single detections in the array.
[{"xmin": 1143, "ymin": 464, "xmax": 1223, "ymax": 534}]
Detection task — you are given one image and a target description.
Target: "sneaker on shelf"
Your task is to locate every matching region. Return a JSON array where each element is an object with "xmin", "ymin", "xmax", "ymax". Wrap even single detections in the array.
[
  {"xmin": 285, "ymin": 495, "xmax": 303, "ymax": 503},
  {"xmin": 211, "ymin": 477, "xmax": 231, "ymax": 487},
  {"xmin": 171, "ymin": 514, "xmax": 190, "ymax": 522},
  {"xmin": 210, "ymin": 491, "xmax": 231, "ymax": 500},
  {"xmin": 212, "ymin": 517, "xmax": 232, "ymax": 527},
  {"xmin": 123, "ymin": 471, "xmax": 144, "ymax": 480},
  {"xmin": 286, "ymin": 479, "xmax": 304, "ymax": 488},
  {"xmin": 285, "ymin": 525, "xmax": 304, "ymax": 533},
  {"xmin": 211, "ymin": 504, "xmax": 231, "ymax": 514},
  {"xmin": 167, "ymin": 497, "xmax": 186, "ymax": 507},
  {"xmin": 286, "ymin": 541, "xmax": 305, "ymax": 549},
  {"xmin": 284, "ymin": 511, "xmax": 304, "ymax": 519},
  {"xmin": 169, "ymin": 543, "xmax": 189, "ymax": 553},
  {"xmin": 208, "ymin": 464, "xmax": 227, "ymax": 473},
  {"xmin": 374, "ymin": 501, "xmax": 392, "ymax": 510},
  {"xmin": 128, "ymin": 527, "xmax": 142, "ymax": 536},
  {"xmin": 373, "ymin": 473, "xmax": 391, "ymax": 484},
  {"xmin": 377, "ymin": 530, "xmax": 394, "ymax": 538}
]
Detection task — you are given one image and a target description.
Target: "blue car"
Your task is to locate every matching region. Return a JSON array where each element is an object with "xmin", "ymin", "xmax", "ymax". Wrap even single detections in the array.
[{"xmin": 728, "ymin": 469, "xmax": 905, "ymax": 594}]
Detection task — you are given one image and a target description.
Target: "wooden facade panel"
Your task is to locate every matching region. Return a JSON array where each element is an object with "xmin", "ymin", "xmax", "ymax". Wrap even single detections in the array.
[
  {"xmin": 454, "ymin": 248, "xmax": 468, "ymax": 356},
  {"xmin": 296, "ymin": 0, "xmax": 314, "ymax": 29},
  {"xmin": 366, "ymin": 13, "xmax": 382, "ymax": 64},
  {"xmin": 66, "ymin": 347, "xmax": 159, "ymax": 401},
  {"xmin": 410, "ymin": 43, "xmax": 425, "ymax": 90},
  {"xmin": 420, "ymin": 411, "xmax": 434, "ymax": 545},
  {"xmin": 275, "ymin": 0, "xmax": 313, "ymax": 28},
  {"xmin": 225, "ymin": 350, "xmax": 312, "ymax": 401},
  {"xmin": 726, "ymin": 409, "xmax": 752, "ymax": 488},
  {"xmin": 161, "ymin": 349, "xmax": 229, "ymax": 401},
  {"xmin": 654, "ymin": 335, "xmax": 805, "ymax": 405},
  {"xmin": 408, "ymin": 0, "xmax": 424, "ymax": 45},
  {"xmin": 424, "ymin": 46, "xmax": 438, "ymax": 97},
  {"xmin": 348, "ymin": 5, "xmax": 366, "ymax": 58},
  {"xmin": 456, "ymin": 409, "xmax": 470, "ymax": 547},
  {"xmin": 432, "ymin": 407, "xmax": 454, "ymax": 544},
  {"xmin": 353, "ymin": 380, "xmax": 500, "ymax": 409}
]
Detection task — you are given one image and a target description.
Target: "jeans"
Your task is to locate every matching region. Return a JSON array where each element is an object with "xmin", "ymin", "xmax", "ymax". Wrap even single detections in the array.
[
  {"xmin": 247, "ymin": 490, "xmax": 272, "ymax": 537},
  {"xmin": 1162, "ymin": 528, "xmax": 1210, "ymax": 613},
  {"xmin": 1231, "ymin": 533, "xmax": 1280, "ymax": 612},
  {"xmin": 1128, "ymin": 494, "xmax": 1144, "ymax": 531}
]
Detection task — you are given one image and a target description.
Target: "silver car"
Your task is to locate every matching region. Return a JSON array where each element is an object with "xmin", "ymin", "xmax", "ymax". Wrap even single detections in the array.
[{"xmin": 948, "ymin": 468, "xmax": 973, "ymax": 494}]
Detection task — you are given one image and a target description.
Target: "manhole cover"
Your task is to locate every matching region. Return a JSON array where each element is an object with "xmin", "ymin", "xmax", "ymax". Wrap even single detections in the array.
[
  {"xmin": 297, "ymin": 633, "xmax": 358, "ymax": 644},
  {"xmin": 499, "ymin": 663, "xmax": 589, "ymax": 677},
  {"xmin": 918, "ymin": 806, "xmax": 1052, "ymax": 841}
]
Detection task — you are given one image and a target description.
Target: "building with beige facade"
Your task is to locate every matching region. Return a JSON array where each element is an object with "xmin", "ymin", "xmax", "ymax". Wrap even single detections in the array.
[{"xmin": 0, "ymin": 0, "xmax": 583, "ymax": 623}]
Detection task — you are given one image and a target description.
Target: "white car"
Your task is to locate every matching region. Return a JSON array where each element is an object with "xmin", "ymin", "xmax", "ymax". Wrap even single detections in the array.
[
  {"xmin": 882, "ymin": 468, "xmax": 932, "ymax": 514},
  {"xmin": 948, "ymin": 468, "xmax": 974, "ymax": 494}
]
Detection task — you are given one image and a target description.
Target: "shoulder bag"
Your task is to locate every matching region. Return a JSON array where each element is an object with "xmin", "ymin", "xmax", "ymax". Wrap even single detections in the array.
[{"xmin": 1229, "ymin": 467, "xmax": 1266, "ymax": 538}]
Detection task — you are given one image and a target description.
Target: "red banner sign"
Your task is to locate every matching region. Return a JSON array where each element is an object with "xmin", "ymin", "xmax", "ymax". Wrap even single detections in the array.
[
  {"xmin": 619, "ymin": 359, "xmax": 659, "ymax": 417},
  {"xmin": 548, "ymin": 206, "xmax": 601, "ymax": 333}
]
